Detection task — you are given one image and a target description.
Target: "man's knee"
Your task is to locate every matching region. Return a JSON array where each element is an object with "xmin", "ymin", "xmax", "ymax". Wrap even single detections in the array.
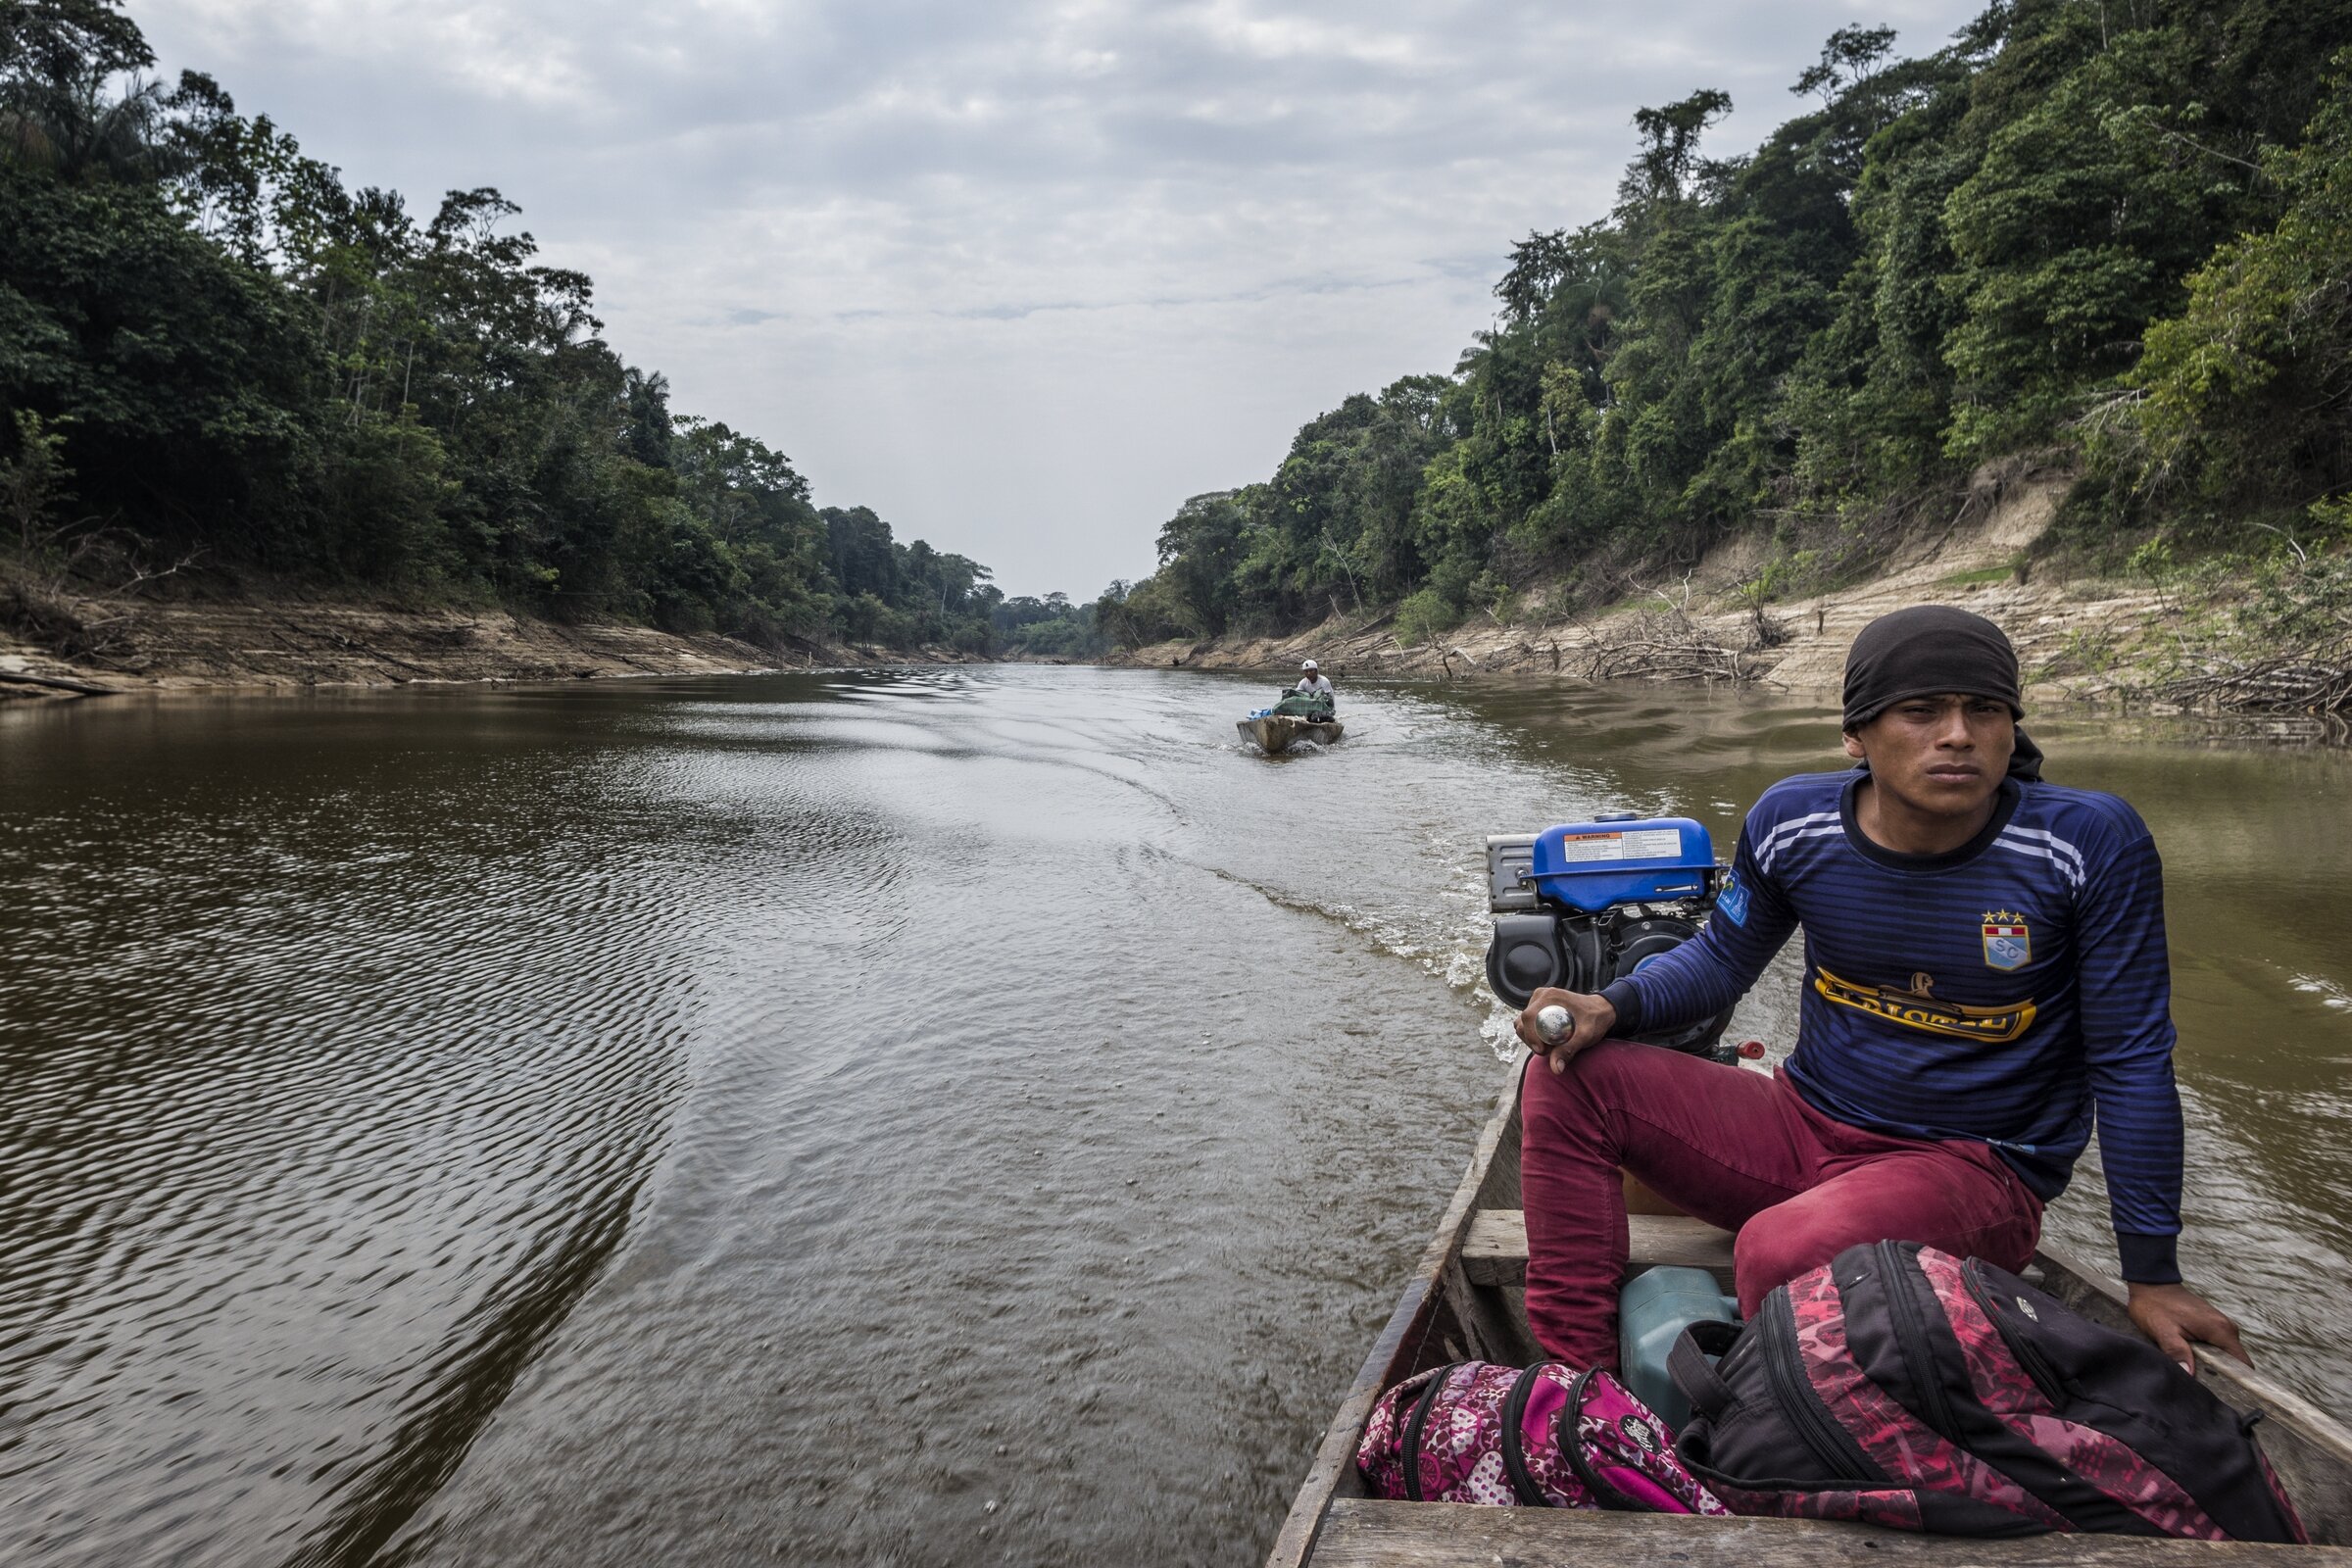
[
  {"xmin": 1521, "ymin": 1038, "xmax": 1647, "ymax": 1121},
  {"xmin": 1733, "ymin": 1205, "xmax": 1837, "ymax": 1314}
]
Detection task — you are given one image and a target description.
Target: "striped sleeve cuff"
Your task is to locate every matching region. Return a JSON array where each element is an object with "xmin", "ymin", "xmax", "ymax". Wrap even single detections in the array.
[
  {"xmin": 1598, "ymin": 979, "xmax": 1645, "ymax": 1036},
  {"xmin": 2116, "ymin": 1231, "xmax": 2181, "ymax": 1285}
]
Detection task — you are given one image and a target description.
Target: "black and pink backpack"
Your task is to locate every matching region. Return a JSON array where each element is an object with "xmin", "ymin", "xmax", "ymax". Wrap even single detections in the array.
[
  {"xmin": 1670, "ymin": 1240, "xmax": 2307, "ymax": 1541},
  {"xmin": 1357, "ymin": 1360, "xmax": 1731, "ymax": 1513}
]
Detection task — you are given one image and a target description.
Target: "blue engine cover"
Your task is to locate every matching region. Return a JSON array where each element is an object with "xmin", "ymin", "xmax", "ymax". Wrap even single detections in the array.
[{"xmin": 1529, "ymin": 817, "xmax": 1716, "ymax": 911}]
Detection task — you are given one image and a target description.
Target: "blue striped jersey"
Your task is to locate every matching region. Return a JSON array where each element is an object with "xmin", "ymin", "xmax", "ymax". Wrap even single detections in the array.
[{"xmin": 1601, "ymin": 769, "xmax": 2183, "ymax": 1281}]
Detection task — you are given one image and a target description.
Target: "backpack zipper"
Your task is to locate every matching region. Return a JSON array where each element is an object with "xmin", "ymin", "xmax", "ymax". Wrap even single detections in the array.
[
  {"xmin": 1399, "ymin": 1363, "xmax": 1460, "ymax": 1501},
  {"xmin": 1499, "ymin": 1363, "xmax": 1560, "ymax": 1507},
  {"xmin": 1880, "ymin": 1239, "xmax": 1963, "ymax": 1441},
  {"xmin": 1557, "ymin": 1366, "xmax": 1644, "ymax": 1510},
  {"xmin": 1759, "ymin": 1287, "xmax": 1885, "ymax": 1483},
  {"xmin": 1961, "ymin": 1259, "xmax": 2066, "ymax": 1405}
]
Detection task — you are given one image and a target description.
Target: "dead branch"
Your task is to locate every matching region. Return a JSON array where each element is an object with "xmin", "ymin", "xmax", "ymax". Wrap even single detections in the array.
[
  {"xmin": 1580, "ymin": 601, "xmax": 1768, "ymax": 685},
  {"xmin": 0, "ymin": 667, "xmax": 117, "ymax": 696},
  {"xmin": 2154, "ymin": 644, "xmax": 2352, "ymax": 714}
]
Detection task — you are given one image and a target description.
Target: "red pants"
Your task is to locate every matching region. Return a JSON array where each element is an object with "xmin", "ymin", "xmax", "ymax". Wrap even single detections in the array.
[{"xmin": 1519, "ymin": 1041, "xmax": 2044, "ymax": 1369}]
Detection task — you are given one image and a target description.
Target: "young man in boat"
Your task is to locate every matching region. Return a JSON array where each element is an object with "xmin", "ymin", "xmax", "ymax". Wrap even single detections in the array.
[
  {"xmin": 1513, "ymin": 605, "xmax": 2247, "ymax": 1377},
  {"xmin": 1295, "ymin": 660, "xmax": 1335, "ymax": 701}
]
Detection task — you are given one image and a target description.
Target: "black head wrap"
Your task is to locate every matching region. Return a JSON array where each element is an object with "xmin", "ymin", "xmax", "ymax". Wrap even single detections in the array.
[{"xmin": 1842, "ymin": 605, "xmax": 2042, "ymax": 781}]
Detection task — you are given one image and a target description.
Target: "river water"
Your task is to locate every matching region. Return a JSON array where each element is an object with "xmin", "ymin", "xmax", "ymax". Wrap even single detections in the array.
[{"xmin": 0, "ymin": 667, "xmax": 2344, "ymax": 1566}]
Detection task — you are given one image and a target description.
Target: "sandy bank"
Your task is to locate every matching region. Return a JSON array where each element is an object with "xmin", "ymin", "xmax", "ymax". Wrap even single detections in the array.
[
  {"xmin": 1112, "ymin": 467, "xmax": 2188, "ymax": 708},
  {"xmin": 0, "ymin": 590, "xmax": 979, "ymax": 700}
]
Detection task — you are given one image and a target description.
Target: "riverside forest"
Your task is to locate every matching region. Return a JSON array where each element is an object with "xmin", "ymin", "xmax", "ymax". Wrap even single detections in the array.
[
  {"xmin": 1098, "ymin": 0, "xmax": 2352, "ymax": 678},
  {"xmin": 6, "ymin": 0, "xmax": 2352, "ymax": 676},
  {"xmin": 9, "ymin": 5, "xmax": 2352, "ymax": 1566},
  {"xmin": 0, "ymin": 0, "xmax": 1094, "ymax": 662}
]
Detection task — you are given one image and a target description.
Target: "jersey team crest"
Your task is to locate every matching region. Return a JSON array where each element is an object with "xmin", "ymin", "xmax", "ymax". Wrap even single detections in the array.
[{"xmin": 1983, "ymin": 911, "xmax": 2031, "ymax": 970}]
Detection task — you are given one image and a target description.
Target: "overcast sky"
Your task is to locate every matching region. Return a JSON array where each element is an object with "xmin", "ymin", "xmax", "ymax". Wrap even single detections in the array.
[{"xmin": 139, "ymin": 0, "xmax": 1983, "ymax": 598}]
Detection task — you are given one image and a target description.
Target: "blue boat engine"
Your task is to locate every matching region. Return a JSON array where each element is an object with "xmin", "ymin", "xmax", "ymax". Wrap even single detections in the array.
[{"xmin": 1484, "ymin": 812, "xmax": 1737, "ymax": 1060}]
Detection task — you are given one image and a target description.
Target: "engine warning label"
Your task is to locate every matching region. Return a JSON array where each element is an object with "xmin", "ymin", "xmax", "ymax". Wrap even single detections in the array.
[{"xmin": 1551, "ymin": 828, "xmax": 1681, "ymax": 862}]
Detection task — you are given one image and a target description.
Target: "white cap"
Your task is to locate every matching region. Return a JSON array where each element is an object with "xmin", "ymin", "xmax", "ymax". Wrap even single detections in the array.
[{"xmin": 1300, "ymin": 660, "xmax": 1319, "ymax": 670}]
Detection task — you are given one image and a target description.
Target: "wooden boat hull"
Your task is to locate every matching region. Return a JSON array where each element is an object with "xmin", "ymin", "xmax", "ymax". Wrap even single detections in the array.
[
  {"xmin": 1268, "ymin": 1059, "xmax": 2352, "ymax": 1566},
  {"xmin": 1239, "ymin": 714, "xmax": 1345, "ymax": 753}
]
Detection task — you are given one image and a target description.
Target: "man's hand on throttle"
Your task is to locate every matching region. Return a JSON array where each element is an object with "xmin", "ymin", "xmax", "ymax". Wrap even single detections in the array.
[
  {"xmin": 1513, "ymin": 988, "xmax": 1616, "ymax": 1072},
  {"xmin": 2127, "ymin": 1282, "xmax": 2250, "ymax": 1374}
]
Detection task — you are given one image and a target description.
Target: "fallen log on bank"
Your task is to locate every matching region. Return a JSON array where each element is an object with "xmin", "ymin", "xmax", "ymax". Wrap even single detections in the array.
[
  {"xmin": 0, "ymin": 667, "xmax": 119, "ymax": 697},
  {"xmin": 1586, "ymin": 638, "xmax": 1763, "ymax": 684},
  {"xmin": 2157, "ymin": 647, "xmax": 2352, "ymax": 715},
  {"xmin": 1580, "ymin": 598, "xmax": 1770, "ymax": 685}
]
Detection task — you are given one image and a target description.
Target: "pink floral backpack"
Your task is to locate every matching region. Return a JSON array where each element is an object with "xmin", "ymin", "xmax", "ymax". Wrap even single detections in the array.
[{"xmin": 1357, "ymin": 1360, "xmax": 1731, "ymax": 1513}]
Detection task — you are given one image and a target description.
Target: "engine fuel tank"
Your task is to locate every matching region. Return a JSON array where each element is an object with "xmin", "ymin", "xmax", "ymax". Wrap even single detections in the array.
[{"xmin": 1529, "ymin": 818, "xmax": 1716, "ymax": 912}]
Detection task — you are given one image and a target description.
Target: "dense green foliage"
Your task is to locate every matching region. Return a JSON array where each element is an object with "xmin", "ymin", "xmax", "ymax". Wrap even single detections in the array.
[
  {"xmin": 988, "ymin": 591, "xmax": 1102, "ymax": 658},
  {"xmin": 0, "ymin": 0, "xmax": 1017, "ymax": 653},
  {"xmin": 1115, "ymin": 1, "xmax": 2352, "ymax": 647},
  {"xmin": 2132, "ymin": 55, "xmax": 2352, "ymax": 525}
]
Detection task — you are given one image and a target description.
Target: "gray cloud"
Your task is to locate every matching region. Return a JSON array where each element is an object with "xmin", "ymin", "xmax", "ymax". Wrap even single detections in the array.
[{"xmin": 140, "ymin": 0, "xmax": 1983, "ymax": 595}]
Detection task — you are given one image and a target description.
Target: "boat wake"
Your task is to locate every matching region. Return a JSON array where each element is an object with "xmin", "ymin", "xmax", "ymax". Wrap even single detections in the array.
[
  {"xmin": 2289, "ymin": 971, "xmax": 2352, "ymax": 1014},
  {"xmin": 1197, "ymin": 862, "xmax": 1527, "ymax": 1060}
]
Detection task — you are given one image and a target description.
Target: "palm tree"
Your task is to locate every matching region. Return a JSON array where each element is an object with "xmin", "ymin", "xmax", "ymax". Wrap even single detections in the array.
[{"xmin": 1, "ymin": 0, "xmax": 172, "ymax": 180}]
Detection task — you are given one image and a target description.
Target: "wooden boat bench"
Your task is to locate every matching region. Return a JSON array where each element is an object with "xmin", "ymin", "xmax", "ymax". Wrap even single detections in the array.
[
  {"xmin": 1462, "ymin": 1207, "xmax": 1736, "ymax": 1290},
  {"xmin": 1311, "ymin": 1498, "xmax": 2350, "ymax": 1565}
]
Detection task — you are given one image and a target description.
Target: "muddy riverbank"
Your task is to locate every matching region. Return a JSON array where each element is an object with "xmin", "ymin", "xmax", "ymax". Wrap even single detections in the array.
[
  {"xmin": 1112, "ymin": 468, "xmax": 2304, "ymax": 714},
  {"xmin": 0, "ymin": 585, "xmax": 981, "ymax": 699}
]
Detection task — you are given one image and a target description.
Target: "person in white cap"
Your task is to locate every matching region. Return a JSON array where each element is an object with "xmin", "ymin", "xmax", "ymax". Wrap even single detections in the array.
[{"xmin": 1294, "ymin": 660, "xmax": 1335, "ymax": 699}]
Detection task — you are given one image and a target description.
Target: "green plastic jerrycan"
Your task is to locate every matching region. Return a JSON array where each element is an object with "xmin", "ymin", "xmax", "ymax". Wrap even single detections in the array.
[{"xmin": 1617, "ymin": 1265, "xmax": 1739, "ymax": 1434}]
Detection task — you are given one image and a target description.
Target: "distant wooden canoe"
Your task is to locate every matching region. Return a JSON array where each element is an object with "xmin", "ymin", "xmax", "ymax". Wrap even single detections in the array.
[
  {"xmin": 1239, "ymin": 714, "xmax": 1345, "ymax": 753},
  {"xmin": 1267, "ymin": 1060, "xmax": 2352, "ymax": 1567}
]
